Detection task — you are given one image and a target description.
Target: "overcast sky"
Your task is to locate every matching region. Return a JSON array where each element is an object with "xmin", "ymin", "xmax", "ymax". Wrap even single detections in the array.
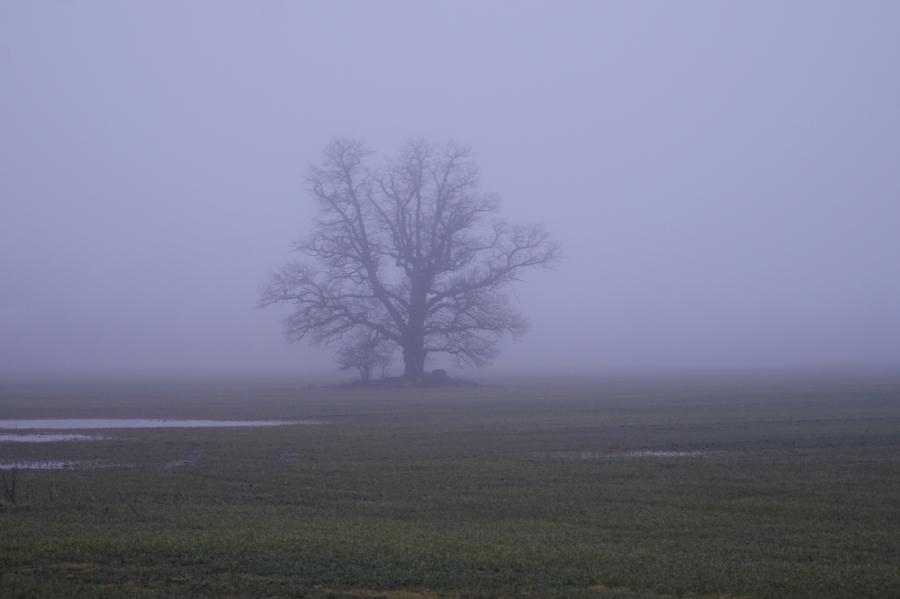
[{"xmin": 2, "ymin": 1, "xmax": 899, "ymax": 378}]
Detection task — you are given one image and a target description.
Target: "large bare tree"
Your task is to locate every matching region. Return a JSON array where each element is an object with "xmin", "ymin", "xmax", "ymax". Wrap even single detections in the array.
[{"xmin": 261, "ymin": 139, "xmax": 558, "ymax": 381}]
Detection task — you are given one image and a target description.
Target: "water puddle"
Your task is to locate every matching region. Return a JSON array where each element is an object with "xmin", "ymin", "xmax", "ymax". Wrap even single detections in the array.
[
  {"xmin": 548, "ymin": 449, "xmax": 709, "ymax": 460},
  {"xmin": 621, "ymin": 450, "xmax": 706, "ymax": 458},
  {"xmin": 0, "ymin": 420, "xmax": 315, "ymax": 471},
  {"xmin": 0, "ymin": 460, "xmax": 100, "ymax": 470},
  {"xmin": 0, "ymin": 419, "xmax": 317, "ymax": 430},
  {"xmin": 0, "ymin": 433, "xmax": 103, "ymax": 443}
]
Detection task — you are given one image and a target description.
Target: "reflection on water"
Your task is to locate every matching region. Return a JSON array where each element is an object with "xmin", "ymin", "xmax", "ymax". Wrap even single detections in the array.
[
  {"xmin": 0, "ymin": 420, "xmax": 320, "ymax": 470},
  {"xmin": 0, "ymin": 419, "xmax": 317, "ymax": 430},
  {"xmin": 622, "ymin": 450, "xmax": 706, "ymax": 457},
  {"xmin": 0, "ymin": 433, "xmax": 102, "ymax": 443},
  {"xmin": 547, "ymin": 449, "xmax": 709, "ymax": 460},
  {"xmin": 0, "ymin": 460, "xmax": 99, "ymax": 470}
]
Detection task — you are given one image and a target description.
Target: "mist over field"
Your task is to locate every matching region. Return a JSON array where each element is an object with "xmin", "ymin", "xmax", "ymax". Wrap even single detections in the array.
[{"xmin": 2, "ymin": 1, "xmax": 899, "ymax": 379}]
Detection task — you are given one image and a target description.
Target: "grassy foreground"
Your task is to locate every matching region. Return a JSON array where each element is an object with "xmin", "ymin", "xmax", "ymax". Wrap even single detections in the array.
[{"xmin": 1, "ymin": 375, "xmax": 899, "ymax": 598}]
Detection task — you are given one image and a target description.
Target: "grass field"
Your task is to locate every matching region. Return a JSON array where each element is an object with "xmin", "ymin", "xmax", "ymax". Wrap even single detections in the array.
[{"xmin": 1, "ymin": 375, "xmax": 899, "ymax": 598}]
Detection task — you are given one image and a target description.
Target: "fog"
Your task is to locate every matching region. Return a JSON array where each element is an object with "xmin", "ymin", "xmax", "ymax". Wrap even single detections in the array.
[{"xmin": 2, "ymin": 1, "xmax": 899, "ymax": 379}]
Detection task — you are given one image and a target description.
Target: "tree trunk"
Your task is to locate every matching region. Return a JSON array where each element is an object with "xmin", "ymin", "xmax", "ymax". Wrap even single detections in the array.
[
  {"xmin": 402, "ymin": 344, "xmax": 426, "ymax": 380},
  {"xmin": 402, "ymin": 271, "xmax": 429, "ymax": 381}
]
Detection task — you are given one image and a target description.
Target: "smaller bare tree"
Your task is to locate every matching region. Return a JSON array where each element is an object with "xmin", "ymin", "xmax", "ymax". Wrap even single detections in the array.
[{"xmin": 336, "ymin": 331, "xmax": 394, "ymax": 382}]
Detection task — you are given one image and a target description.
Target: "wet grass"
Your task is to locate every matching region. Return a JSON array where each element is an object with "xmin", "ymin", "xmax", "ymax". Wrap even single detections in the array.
[{"xmin": 1, "ymin": 375, "xmax": 899, "ymax": 598}]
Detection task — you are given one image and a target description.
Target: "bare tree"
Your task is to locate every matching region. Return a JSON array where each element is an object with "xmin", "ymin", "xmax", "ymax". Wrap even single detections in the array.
[
  {"xmin": 261, "ymin": 139, "xmax": 558, "ymax": 381},
  {"xmin": 336, "ymin": 331, "xmax": 394, "ymax": 382}
]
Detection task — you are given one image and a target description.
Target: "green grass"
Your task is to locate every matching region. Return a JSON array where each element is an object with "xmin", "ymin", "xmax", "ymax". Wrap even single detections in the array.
[{"xmin": 1, "ymin": 376, "xmax": 899, "ymax": 598}]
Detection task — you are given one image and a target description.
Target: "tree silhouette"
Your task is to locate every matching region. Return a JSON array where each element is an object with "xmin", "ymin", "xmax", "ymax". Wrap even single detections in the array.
[{"xmin": 261, "ymin": 139, "xmax": 558, "ymax": 381}]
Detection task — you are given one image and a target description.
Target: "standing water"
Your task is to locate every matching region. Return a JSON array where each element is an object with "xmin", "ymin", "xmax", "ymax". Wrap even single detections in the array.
[{"xmin": 0, "ymin": 419, "xmax": 317, "ymax": 430}]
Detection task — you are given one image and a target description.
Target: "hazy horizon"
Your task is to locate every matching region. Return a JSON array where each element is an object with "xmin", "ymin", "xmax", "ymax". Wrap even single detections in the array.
[{"xmin": 3, "ymin": 1, "xmax": 899, "ymax": 379}]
